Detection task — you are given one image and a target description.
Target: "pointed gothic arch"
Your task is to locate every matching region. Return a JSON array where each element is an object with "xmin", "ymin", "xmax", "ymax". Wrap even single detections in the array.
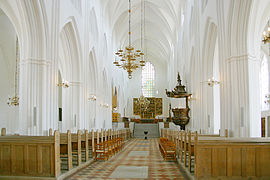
[{"xmin": 59, "ymin": 18, "xmax": 82, "ymax": 132}]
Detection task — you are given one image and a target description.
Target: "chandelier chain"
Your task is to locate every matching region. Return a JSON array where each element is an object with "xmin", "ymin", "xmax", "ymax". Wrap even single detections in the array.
[
  {"xmin": 113, "ymin": 0, "xmax": 145, "ymax": 79},
  {"xmin": 144, "ymin": 0, "xmax": 147, "ymax": 60},
  {"xmin": 7, "ymin": 37, "xmax": 20, "ymax": 106},
  {"xmin": 141, "ymin": 0, "xmax": 143, "ymax": 49},
  {"xmin": 15, "ymin": 37, "xmax": 19, "ymax": 96},
  {"xmin": 129, "ymin": 0, "xmax": 131, "ymax": 46}
]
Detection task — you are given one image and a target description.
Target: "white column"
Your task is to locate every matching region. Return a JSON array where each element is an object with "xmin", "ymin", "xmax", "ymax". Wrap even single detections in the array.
[
  {"xmin": 19, "ymin": 58, "xmax": 57, "ymax": 135},
  {"xmin": 248, "ymin": 55, "xmax": 261, "ymax": 137},
  {"xmin": 221, "ymin": 54, "xmax": 261, "ymax": 137}
]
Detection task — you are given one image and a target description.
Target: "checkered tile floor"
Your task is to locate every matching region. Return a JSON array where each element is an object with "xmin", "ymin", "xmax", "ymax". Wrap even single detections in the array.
[{"xmin": 67, "ymin": 138, "xmax": 189, "ymax": 180}]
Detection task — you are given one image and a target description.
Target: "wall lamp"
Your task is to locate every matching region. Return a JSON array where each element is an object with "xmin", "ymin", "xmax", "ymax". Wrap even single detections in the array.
[
  {"xmin": 207, "ymin": 77, "xmax": 220, "ymax": 87},
  {"xmin": 58, "ymin": 79, "xmax": 70, "ymax": 88},
  {"xmin": 88, "ymin": 94, "xmax": 97, "ymax": 101},
  {"xmin": 188, "ymin": 95, "xmax": 196, "ymax": 101},
  {"xmin": 100, "ymin": 103, "xmax": 109, "ymax": 108},
  {"xmin": 265, "ymin": 93, "xmax": 270, "ymax": 104}
]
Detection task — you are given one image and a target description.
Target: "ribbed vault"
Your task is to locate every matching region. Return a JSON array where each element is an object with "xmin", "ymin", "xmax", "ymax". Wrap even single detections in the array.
[{"xmin": 101, "ymin": 0, "xmax": 182, "ymax": 66}]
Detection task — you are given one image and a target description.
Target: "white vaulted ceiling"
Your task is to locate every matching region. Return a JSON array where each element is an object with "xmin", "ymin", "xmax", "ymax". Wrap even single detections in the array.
[{"xmin": 101, "ymin": 0, "xmax": 182, "ymax": 66}]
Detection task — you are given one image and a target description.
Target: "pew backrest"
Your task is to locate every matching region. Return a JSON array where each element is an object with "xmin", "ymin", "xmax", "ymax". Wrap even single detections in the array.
[
  {"xmin": 0, "ymin": 131, "xmax": 61, "ymax": 177},
  {"xmin": 1, "ymin": 128, "xmax": 6, "ymax": 136},
  {"xmin": 195, "ymin": 137, "xmax": 270, "ymax": 178}
]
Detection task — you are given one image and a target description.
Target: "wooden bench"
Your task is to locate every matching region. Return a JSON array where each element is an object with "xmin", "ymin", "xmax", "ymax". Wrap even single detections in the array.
[
  {"xmin": 186, "ymin": 131, "xmax": 197, "ymax": 172},
  {"xmin": 87, "ymin": 130, "xmax": 94, "ymax": 158},
  {"xmin": 0, "ymin": 131, "xmax": 60, "ymax": 178},
  {"xmin": 180, "ymin": 130, "xmax": 186, "ymax": 162},
  {"xmin": 195, "ymin": 137, "xmax": 270, "ymax": 179},
  {"xmin": 80, "ymin": 130, "xmax": 89, "ymax": 162},
  {"xmin": 159, "ymin": 137, "xmax": 176, "ymax": 161},
  {"xmin": 179, "ymin": 129, "xmax": 228, "ymax": 163},
  {"xmin": 1, "ymin": 128, "xmax": 6, "ymax": 136},
  {"xmin": 182, "ymin": 131, "xmax": 197, "ymax": 169},
  {"xmin": 60, "ymin": 130, "xmax": 72, "ymax": 171},
  {"xmin": 160, "ymin": 128, "xmax": 229, "ymax": 172},
  {"xmin": 71, "ymin": 130, "xmax": 82, "ymax": 166}
]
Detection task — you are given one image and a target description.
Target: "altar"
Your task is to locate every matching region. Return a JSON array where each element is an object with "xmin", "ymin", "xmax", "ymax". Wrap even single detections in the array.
[{"xmin": 130, "ymin": 118, "xmax": 163, "ymax": 123}]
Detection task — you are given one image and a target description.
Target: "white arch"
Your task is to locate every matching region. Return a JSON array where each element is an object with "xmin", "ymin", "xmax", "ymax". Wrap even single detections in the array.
[
  {"xmin": 59, "ymin": 19, "xmax": 82, "ymax": 132},
  {"xmin": 201, "ymin": 19, "xmax": 219, "ymax": 134}
]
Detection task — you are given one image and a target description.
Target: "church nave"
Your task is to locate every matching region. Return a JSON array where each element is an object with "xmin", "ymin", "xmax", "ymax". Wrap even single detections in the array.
[
  {"xmin": 67, "ymin": 138, "xmax": 189, "ymax": 180},
  {"xmin": 1, "ymin": 0, "xmax": 270, "ymax": 179}
]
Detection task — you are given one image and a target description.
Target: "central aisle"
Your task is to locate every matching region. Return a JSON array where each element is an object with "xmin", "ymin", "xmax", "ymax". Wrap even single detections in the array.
[{"xmin": 67, "ymin": 139, "xmax": 189, "ymax": 180}]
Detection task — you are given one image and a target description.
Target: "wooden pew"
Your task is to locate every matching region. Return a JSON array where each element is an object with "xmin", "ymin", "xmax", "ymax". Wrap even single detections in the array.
[
  {"xmin": 180, "ymin": 130, "xmax": 184, "ymax": 160},
  {"xmin": 60, "ymin": 130, "xmax": 72, "ymax": 171},
  {"xmin": 87, "ymin": 130, "xmax": 94, "ymax": 158},
  {"xmin": 71, "ymin": 130, "xmax": 82, "ymax": 166},
  {"xmin": 178, "ymin": 129, "xmax": 228, "ymax": 163},
  {"xmin": 81, "ymin": 130, "xmax": 89, "ymax": 162},
  {"xmin": 194, "ymin": 137, "xmax": 270, "ymax": 179},
  {"xmin": 183, "ymin": 131, "xmax": 188, "ymax": 165},
  {"xmin": 187, "ymin": 131, "xmax": 197, "ymax": 172},
  {"xmin": 92, "ymin": 130, "xmax": 96, "ymax": 157},
  {"xmin": 0, "ymin": 131, "xmax": 61, "ymax": 178},
  {"xmin": 49, "ymin": 128, "xmax": 53, "ymax": 136},
  {"xmin": 1, "ymin": 128, "xmax": 6, "ymax": 136}
]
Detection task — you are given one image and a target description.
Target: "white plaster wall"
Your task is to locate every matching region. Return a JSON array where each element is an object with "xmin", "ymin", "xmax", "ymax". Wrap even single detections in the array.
[{"xmin": 0, "ymin": 10, "xmax": 19, "ymax": 134}]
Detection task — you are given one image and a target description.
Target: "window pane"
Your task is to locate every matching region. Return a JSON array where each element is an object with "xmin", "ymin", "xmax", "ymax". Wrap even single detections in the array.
[{"xmin": 142, "ymin": 62, "xmax": 155, "ymax": 97}]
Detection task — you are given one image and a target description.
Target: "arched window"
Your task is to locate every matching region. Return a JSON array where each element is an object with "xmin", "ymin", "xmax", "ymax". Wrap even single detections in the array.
[
  {"xmin": 141, "ymin": 62, "xmax": 155, "ymax": 97},
  {"xmin": 260, "ymin": 55, "xmax": 269, "ymax": 111}
]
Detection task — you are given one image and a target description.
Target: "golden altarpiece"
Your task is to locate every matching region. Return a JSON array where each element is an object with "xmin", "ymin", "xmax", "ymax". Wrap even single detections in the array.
[{"xmin": 133, "ymin": 97, "xmax": 162, "ymax": 119}]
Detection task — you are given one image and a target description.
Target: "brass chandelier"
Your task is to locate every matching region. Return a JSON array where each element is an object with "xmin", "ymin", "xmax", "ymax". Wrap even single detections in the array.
[
  {"xmin": 113, "ymin": 0, "xmax": 145, "ymax": 79},
  {"xmin": 7, "ymin": 38, "xmax": 19, "ymax": 106},
  {"xmin": 262, "ymin": 21, "xmax": 270, "ymax": 44}
]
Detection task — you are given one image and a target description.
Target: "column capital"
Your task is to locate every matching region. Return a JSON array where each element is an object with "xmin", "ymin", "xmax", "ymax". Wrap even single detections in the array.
[
  {"xmin": 226, "ymin": 54, "xmax": 257, "ymax": 63},
  {"xmin": 20, "ymin": 58, "xmax": 52, "ymax": 66}
]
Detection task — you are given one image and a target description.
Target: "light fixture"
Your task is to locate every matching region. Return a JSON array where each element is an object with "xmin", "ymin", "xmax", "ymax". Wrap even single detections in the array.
[
  {"xmin": 188, "ymin": 95, "xmax": 196, "ymax": 101},
  {"xmin": 207, "ymin": 77, "xmax": 220, "ymax": 87},
  {"xmin": 7, "ymin": 37, "xmax": 19, "ymax": 107},
  {"xmin": 100, "ymin": 102, "xmax": 109, "ymax": 108},
  {"xmin": 58, "ymin": 79, "xmax": 69, "ymax": 88},
  {"xmin": 262, "ymin": 21, "xmax": 270, "ymax": 55},
  {"xmin": 265, "ymin": 93, "xmax": 270, "ymax": 104},
  {"xmin": 88, "ymin": 94, "xmax": 97, "ymax": 101},
  {"xmin": 113, "ymin": 0, "xmax": 145, "ymax": 79},
  {"xmin": 262, "ymin": 21, "xmax": 270, "ymax": 44}
]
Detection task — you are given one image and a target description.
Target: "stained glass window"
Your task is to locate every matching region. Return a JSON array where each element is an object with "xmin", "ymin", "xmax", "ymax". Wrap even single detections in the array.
[{"xmin": 142, "ymin": 62, "xmax": 155, "ymax": 97}]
